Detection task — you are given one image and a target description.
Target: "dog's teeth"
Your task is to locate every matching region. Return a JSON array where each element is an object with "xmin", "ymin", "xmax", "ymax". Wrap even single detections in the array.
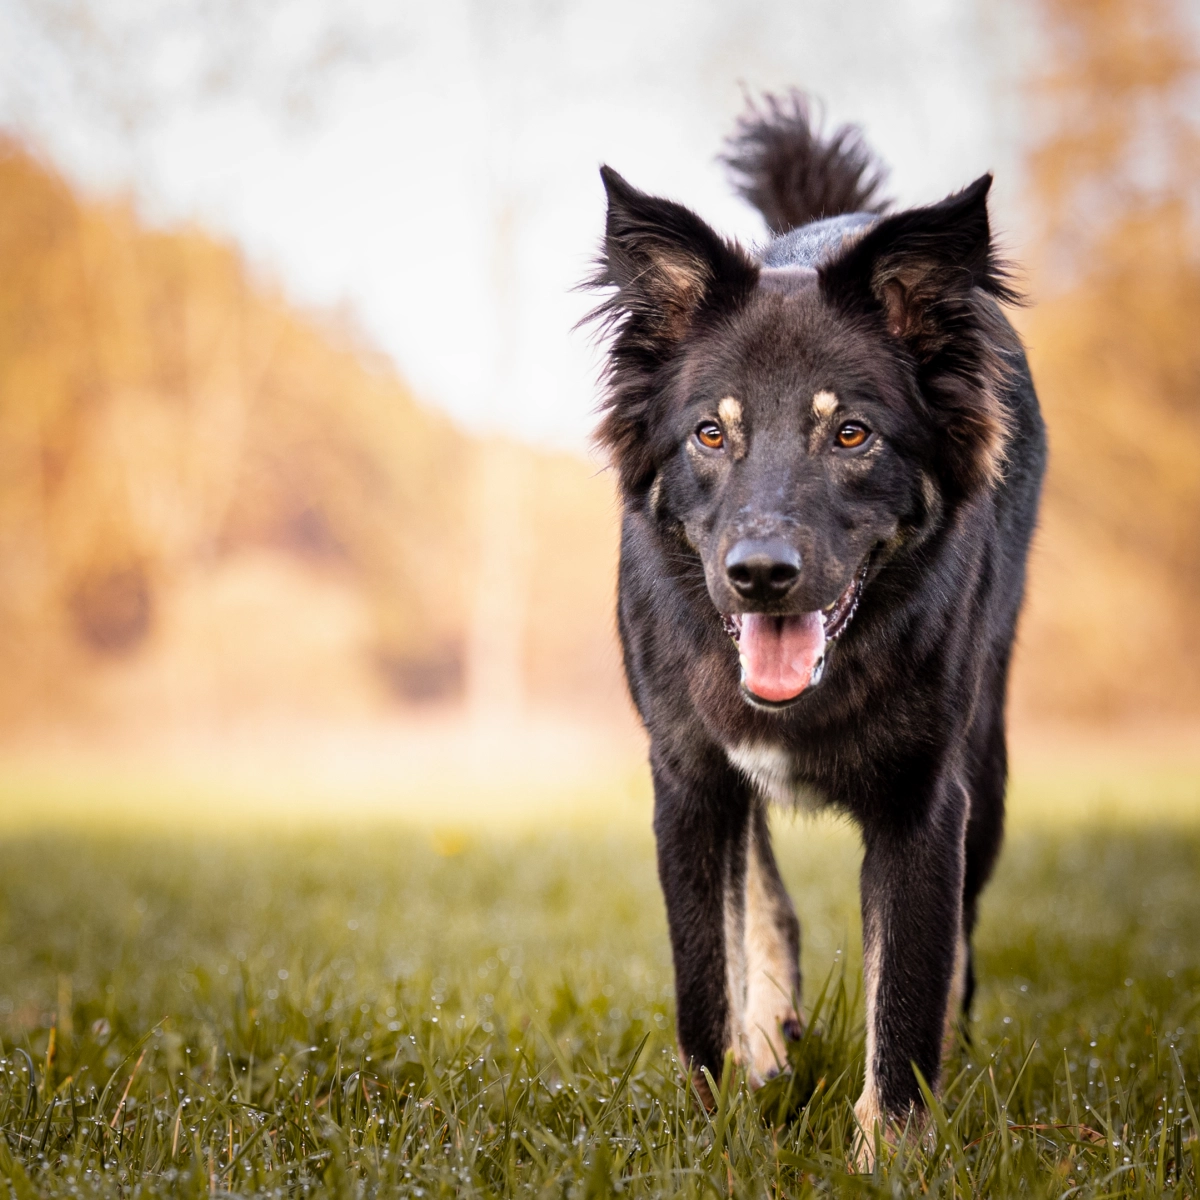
[
  {"xmin": 810, "ymin": 654, "xmax": 826, "ymax": 686},
  {"xmin": 739, "ymin": 654, "xmax": 749, "ymax": 672}
]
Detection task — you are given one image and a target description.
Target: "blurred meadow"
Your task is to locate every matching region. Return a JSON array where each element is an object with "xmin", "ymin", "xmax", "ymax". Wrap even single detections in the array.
[{"xmin": 1, "ymin": 0, "xmax": 1199, "ymax": 1193}]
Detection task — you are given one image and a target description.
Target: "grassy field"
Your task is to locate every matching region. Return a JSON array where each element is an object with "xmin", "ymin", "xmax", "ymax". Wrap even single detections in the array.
[{"xmin": 0, "ymin": 767, "xmax": 1198, "ymax": 1197}]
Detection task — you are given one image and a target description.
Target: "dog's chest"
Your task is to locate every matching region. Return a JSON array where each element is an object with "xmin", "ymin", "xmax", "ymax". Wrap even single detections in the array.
[{"xmin": 725, "ymin": 741, "xmax": 825, "ymax": 810}]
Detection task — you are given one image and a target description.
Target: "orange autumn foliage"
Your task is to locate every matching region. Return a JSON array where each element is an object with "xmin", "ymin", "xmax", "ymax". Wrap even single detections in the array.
[
  {"xmin": 0, "ymin": 139, "xmax": 624, "ymax": 729},
  {"xmin": 1015, "ymin": 0, "xmax": 1200, "ymax": 718}
]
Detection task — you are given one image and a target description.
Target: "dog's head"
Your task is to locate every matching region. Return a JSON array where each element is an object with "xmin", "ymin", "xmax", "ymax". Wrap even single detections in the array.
[{"xmin": 588, "ymin": 167, "xmax": 1018, "ymax": 710}]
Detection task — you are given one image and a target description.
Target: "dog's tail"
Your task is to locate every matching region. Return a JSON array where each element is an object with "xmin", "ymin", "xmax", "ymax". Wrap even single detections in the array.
[{"xmin": 722, "ymin": 91, "xmax": 890, "ymax": 235}]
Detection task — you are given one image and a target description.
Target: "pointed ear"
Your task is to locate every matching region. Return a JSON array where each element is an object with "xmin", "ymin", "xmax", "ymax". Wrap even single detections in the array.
[
  {"xmin": 595, "ymin": 165, "xmax": 758, "ymax": 351},
  {"xmin": 586, "ymin": 167, "xmax": 758, "ymax": 491},
  {"xmin": 820, "ymin": 174, "xmax": 1021, "ymax": 496},
  {"xmin": 821, "ymin": 174, "xmax": 1014, "ymax": 349}
]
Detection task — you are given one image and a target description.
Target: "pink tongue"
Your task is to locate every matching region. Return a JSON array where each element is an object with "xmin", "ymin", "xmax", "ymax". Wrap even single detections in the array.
[{"xmin": 739, "ymin": 612, "xmax": 826, "ymax": 702}]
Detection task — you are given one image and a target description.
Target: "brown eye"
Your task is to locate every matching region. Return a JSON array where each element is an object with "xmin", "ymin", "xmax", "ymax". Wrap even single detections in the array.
[
  {"xmin": 836, "ymin": 422, "xmax": 870, "ymax": 449},
  {"xmin": 696, "ymin": 422, "xmax": 724, "ymax": 450}
]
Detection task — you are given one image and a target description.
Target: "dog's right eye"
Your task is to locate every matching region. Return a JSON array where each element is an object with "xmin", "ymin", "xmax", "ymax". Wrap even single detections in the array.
[
  {"xmin": 696, "ymin": 422, "xmax": 724, "ymax": 450},
  {"xmin": 836, "ymin": 422, "xmax": 870, "ymax": 449}
]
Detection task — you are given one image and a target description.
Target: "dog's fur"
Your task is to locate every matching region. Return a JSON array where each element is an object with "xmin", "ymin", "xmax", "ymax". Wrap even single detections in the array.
[{"xmin": 585, "ymin": 93, "xmax": 1046, "ymax": 1155}]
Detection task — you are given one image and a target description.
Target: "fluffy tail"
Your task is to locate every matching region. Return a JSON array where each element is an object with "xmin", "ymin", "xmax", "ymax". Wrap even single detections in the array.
[{"xmin": 722, "ymin": 91, "xmax": 890, "ymax": 235}]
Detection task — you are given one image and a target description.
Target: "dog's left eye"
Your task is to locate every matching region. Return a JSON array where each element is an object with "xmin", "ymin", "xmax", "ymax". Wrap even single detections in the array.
[
  {"xmin": 696, "ymin": 422, "xmax": 724, "ymax": 450},
  {"xmin": 836, "ymin": 422, "xmax": 870, "ymax": 449}
]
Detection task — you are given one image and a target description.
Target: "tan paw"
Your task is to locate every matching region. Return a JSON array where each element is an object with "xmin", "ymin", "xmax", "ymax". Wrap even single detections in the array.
[
  {"xmin": 852, "ymin": 1092, "xmax": 932, "ymax": 1171},
  {"xmin": 852, "ymin": 1087, "xmax": 887, "ymax": 1171},
  {"xmin": 745, "ymin": 1010, "xmax": 803, "ymax": 1087}
]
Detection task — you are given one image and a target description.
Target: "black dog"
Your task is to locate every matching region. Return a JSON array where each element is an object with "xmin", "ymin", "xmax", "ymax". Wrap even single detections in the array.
[{"xmin": 585, "ymin": 94, "xmax": 1045, "ymax": 1157}]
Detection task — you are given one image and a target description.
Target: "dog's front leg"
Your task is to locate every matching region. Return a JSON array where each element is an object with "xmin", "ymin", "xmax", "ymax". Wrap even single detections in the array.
[
  {"xmin": 744, "ymin": 799, "xmax": 803, "ymax": 1081},
  {"xmin": 651, "ymin": 747, "xmax": 753, "ymax": 1101},
  {"xmin": 854, "ymin": 776, "xmax": 968, "ymax": 1166}
]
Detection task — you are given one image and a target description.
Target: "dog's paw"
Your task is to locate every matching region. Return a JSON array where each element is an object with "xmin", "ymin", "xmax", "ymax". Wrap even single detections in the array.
[
  {"xmin": 690, "ymin": 1067, "xmax": 717, "ymax": 1109},
  {"xmin": 851, "ymin": 1087, "xmax": 920, "ymax": 1171},
  {"xmin": 851, "ymin": 1091, "xmax": 932, "ymax": 1172},
  {"xmin": 745, "ymin": 1010, "xmax": 804, "ymax": 1087},
  {"xmin": 851, "ymin": 1087, "xmax": 886, "ymax": 1171}
]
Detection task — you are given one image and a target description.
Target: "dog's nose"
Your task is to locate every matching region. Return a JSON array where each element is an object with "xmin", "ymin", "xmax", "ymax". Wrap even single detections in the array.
[{"xmin": 724, "ymin": 539, "xmax": 802, "ymax": 602}]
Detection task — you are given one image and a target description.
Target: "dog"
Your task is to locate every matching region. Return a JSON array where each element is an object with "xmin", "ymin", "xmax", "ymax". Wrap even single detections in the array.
[{"xmin": 584, "ymin": 93, "xmax": 1046, "ymax": 1163}]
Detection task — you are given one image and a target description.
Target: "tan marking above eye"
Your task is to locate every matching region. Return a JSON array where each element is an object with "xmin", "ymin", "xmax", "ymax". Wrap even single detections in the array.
[
  {"xmin": 812, "ymin": 390, "xmax": 838, "ymax": 418},
  {"xmin": 836, "ymin": 422, "xmax": 870, "ymax": 449},
  {"xmin": 696, "ymin": 422, "xmax": 724, "ymax": 449}
]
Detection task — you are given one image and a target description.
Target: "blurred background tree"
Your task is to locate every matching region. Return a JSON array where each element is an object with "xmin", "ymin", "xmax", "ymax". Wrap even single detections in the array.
[
  {"xmin": 0, "ymin": 140, "xmax": 622, "ymax": 729},
  {"xmin": 1016, "ymin": 0, "xmax": 1200, "ymax": 719}
]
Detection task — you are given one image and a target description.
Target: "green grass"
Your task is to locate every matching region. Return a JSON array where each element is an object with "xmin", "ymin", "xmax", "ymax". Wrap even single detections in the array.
[{"xmin": 0, "ymin": 798, "xmax": 1199, "ymax": 1197}]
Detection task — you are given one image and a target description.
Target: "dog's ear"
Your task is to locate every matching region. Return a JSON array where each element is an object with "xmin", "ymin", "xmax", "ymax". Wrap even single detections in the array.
[
  {"xmin": 597, "ymin": 166, "xmax": 759, "ymax": 347},
  {"xmin": 821, "ymin": 174, "xmax": 1021, "ymax": 497},
  {"xmin": 588, "ymin": 167, "xmax": 758, "ymax": 491},
  {"xmin": 824, "ymin": 175, "xmax": 1006, "ymax": 346}
]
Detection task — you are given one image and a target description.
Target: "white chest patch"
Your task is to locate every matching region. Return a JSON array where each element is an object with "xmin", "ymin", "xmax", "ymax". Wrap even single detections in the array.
[{"xmin": 726, "ymin": 742, "xmax": 823, "ymax": 810}]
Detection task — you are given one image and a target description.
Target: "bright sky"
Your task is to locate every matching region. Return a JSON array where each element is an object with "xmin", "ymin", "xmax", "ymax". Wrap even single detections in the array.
[{"xmin": 1, "ymin": 0, "xmax": 1037, "ymax": 449}]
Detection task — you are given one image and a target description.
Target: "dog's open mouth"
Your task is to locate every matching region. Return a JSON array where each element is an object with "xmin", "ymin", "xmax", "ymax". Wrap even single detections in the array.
[{"xmin": 721, "ymin": 562, "xmax": 868, "ymax": 708}]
